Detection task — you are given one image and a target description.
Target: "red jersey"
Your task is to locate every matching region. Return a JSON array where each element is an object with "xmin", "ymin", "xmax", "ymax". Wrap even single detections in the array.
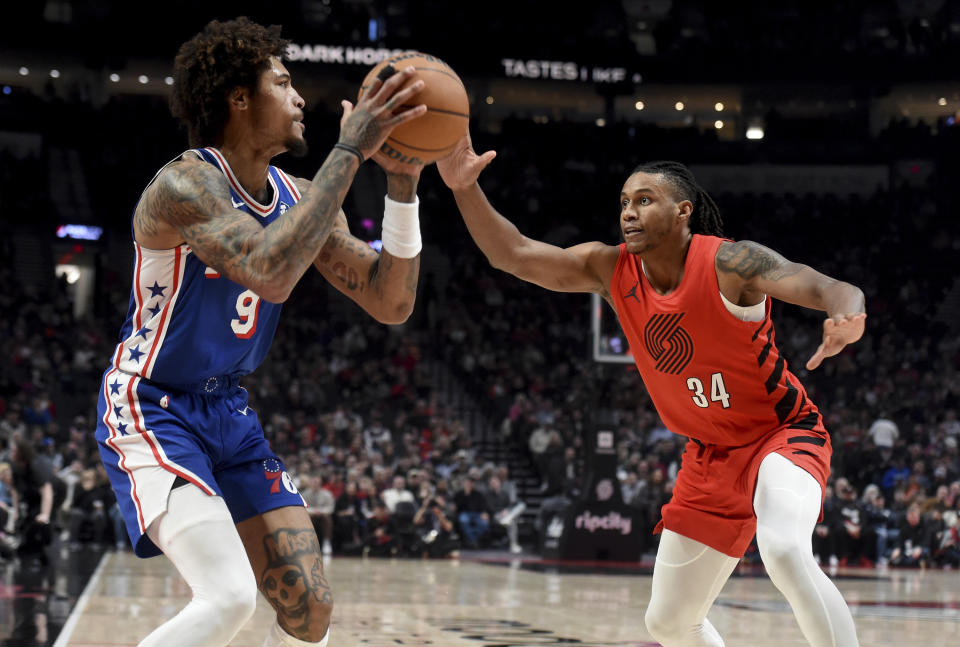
[{"xmin": 610, "ymin": 234, "xmax": 824, "ymax": 447}]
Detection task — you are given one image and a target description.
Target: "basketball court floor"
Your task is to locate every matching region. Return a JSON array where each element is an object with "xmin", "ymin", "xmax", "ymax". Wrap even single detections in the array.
[{"xmin": 45, "ymin": 550, "xmax": 958, "ymax": 647}]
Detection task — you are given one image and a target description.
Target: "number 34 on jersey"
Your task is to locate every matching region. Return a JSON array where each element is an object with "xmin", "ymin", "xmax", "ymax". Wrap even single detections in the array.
[{"xmin": 686, "ymin": 372, "xmax": 731, "ymax": 409}]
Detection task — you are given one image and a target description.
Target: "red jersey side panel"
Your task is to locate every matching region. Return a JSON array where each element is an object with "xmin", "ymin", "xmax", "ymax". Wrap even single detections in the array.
[{"xmin": 610, "ymin": 234, "xmax": 825, "ymax": 447}]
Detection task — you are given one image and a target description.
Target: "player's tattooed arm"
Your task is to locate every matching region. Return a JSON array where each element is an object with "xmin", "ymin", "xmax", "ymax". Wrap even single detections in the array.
[
  {"xmin": 716, "ymin": 240, "xmax": 864, "ymax": 317},
  {"xmin": 141, "ymin": 148, "xmax": 361, "ymax": 304},
  {"xmin": 716, "ymin": 239, "xmax": 804, "ymax": 307},
  {"xmin": 365, "ymin": 248, "xmax": 420, "ymax": 323},
  {"xmin": 133, "ymin": 198, "xmax": 163, "ymax": 238},
  {"xmin": 715, "ymin": 240, "xmax": 804, "ymax": 282},
  {"xmin": 305, "ymin": 176, "xmax": 420, "ymax": 324},
  {"xmin": 371, "ymin": 171, "xmax": 421, "ymax": 314}
]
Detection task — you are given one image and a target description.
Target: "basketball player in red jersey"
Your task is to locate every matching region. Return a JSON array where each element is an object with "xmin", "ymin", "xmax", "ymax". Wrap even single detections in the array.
[{"xmin": 438, "ymin": 137, "xmax": 864, "ymax": 647}]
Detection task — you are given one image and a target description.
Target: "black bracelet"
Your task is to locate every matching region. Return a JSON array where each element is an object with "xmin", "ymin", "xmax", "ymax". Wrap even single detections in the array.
[{"xmin": 334, "ymin": 142, "xmax": 364, "ymax": 163}]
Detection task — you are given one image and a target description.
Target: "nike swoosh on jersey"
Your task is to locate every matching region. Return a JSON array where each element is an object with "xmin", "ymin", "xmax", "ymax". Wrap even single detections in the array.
[{"xmin": 231, "ymin": 198, "xmax": 244, "ymax": 209}]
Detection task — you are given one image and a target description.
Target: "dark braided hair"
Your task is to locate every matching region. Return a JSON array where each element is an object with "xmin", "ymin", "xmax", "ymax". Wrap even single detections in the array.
[
  {"xmin": 170, "ymin": 17, "xmax": 289, "ymax": 148},
  {"xmin": 631, "ymin": 161, "xmax": 724, "ymax": 237}
]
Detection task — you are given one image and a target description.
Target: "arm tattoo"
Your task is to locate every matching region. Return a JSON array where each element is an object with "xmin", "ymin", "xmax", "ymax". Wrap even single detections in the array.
[
  {"xmin": 314, "ymin": 208, "xmax": 419, "ymax": 319},
  {"xmin": 716, "ymin": 240, "xmax": 802, "ymax": 281},
  {"xmin": 339, "ymin": 107, "xmax": 387, "ymax": 153},
  {"xmin": 133, "ymin": 201, "xmax": 161, "ymax": 237},
  {"xmin": 317, "ymin": 225, "xmax": 378, "ymax": 294},
  {"xmin": 146, "ymin": 150, "xmax": 357, "ymax": 300},
  {"xmin": 368, "ymin": 251, "xmax": 419, "ymax": 303},
  {"xmin": 259, "ymin": 528, "xmax": 333, "ymax": 635}
]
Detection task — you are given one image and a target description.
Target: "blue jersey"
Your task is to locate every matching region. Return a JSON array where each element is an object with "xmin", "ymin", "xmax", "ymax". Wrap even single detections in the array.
[{"xmin": 109, "ymin": 147, "xmax": 303, "ymax": 387}]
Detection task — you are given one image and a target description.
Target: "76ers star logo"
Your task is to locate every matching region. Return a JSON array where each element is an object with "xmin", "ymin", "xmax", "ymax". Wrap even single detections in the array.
[{"xmin": 263, "ymin": 458, "xmax": 299, "ymax": 495}]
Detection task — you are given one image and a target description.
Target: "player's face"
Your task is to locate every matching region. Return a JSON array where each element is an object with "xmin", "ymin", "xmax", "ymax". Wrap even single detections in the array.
[
  {"xmin": 251, "ymin": 57, "xmax": 307, "ymax": 157},
  {"xmin": 619, "ymin": 172, "xmax": 689, "ymax": 255}
]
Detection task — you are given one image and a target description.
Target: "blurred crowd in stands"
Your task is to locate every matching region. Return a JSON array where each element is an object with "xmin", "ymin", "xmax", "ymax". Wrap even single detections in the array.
[
  {"xmin": 7, "ymin": 0, "xmax": 960, "ymax": 81},
  {"xmin": 1, "ymin": 86, "xmax": 958, "ymax": 570}
]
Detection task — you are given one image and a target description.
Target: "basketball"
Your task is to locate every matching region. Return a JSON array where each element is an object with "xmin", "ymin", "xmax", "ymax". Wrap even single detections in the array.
[{"xmin": 358, "ymin": 51, "xmax": 469, "ymax": 165}]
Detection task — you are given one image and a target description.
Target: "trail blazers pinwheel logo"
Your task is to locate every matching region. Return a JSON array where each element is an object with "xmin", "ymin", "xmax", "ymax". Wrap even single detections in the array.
[{"xmin": 644, "ymin": 313, "xmax": 694, "ymax": 374}]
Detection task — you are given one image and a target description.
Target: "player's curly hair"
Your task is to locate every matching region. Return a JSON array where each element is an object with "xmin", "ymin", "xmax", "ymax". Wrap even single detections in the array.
[
  {"xmin": 632, "ymin": 161, "xmax": 724, "ymax": 237},
  {"xmin": 170, "ymin": 17, "xmax": 289, "ymax": 147}
]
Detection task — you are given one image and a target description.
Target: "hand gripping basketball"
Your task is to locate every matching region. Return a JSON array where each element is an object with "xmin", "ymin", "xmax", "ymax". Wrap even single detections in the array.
[
  {"xmin": 338, "ymin": 66, "xmax": 427, "ymax": 161},
  {"xmin": 359, "ymin": 52, "xmax": 470, "ymax": 165}
]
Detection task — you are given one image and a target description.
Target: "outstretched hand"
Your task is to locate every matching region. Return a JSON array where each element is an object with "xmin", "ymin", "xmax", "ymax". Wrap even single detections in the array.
[
  {"xmin": 436, "ymin": 134, "xmax": 496, "ymax": 191},
  {"xmin": 806, "ymin": 312, "xmax": 866, "ymax": 370}
]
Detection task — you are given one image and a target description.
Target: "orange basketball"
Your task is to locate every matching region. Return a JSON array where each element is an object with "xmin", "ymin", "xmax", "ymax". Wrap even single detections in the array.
[{"xmin": 358, "ymin": 51, "xmax": 469, "ymax": 165}]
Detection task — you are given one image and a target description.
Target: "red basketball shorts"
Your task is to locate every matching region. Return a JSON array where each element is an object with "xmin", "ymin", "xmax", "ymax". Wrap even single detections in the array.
[{"xmin": 655, "ymin": 425, "xmax": 832, "ymax": 558}]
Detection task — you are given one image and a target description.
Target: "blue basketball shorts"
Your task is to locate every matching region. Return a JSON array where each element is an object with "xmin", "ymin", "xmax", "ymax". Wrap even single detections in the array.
[{"xmin": 95, "ymin": 368, "xmax": 305, "ymax": 557}]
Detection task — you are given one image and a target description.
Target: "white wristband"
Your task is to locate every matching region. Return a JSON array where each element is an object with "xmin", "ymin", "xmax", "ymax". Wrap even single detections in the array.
[{"xmin": 381, "ymin": 194, "xmax": 421, "ymax": 258}]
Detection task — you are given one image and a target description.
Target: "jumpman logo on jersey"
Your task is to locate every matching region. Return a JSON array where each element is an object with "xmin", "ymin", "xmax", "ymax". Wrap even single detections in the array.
[{"xmin": 624, "ymin": 281, "xmax": 641, "ymax": 304}]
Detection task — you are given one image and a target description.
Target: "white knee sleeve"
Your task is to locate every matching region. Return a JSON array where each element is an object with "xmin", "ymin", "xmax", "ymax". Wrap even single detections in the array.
[
  {"xmin": 754, "ymin": 453, "xmax": 859, "ymax": 647},
  {"xmin": 138, "ymin": 486, "xmax": 258, "ymax": 647},
  {"xmin": 645, "ymin": 530, "xmax": 738, "ymax": 647}
]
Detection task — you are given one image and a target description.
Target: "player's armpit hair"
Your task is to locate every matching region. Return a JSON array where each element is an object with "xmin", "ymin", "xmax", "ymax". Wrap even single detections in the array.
[{"xmin": 716, "ymin": 240, "xmax": 803, "ymax": 281}]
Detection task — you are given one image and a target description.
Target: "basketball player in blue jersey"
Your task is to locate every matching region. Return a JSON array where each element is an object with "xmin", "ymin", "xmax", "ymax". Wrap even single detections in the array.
[{"xmin": 95, "ymin": 17, "xmax": 427, "ymax": 647}]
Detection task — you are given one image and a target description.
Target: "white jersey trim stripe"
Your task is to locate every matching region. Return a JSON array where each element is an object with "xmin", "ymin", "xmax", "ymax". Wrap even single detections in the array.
[
  {"xmin": 143, "ymin": 428, "xmax": 217, "ymax": 497},
  {"xmin": 115, "ymin": 243, "xmax": 188, "ymax": 379},
  {"xmin": 126, "ymin": 375, "xmax": 217, "ymax": 497},
  {"xmin": 116, "ymin": 243, "xmax": 150, "ymax": 375},
  {"xmin": 100, "ymin": 367, "xmax": 147, "ymax": 533},
  {"xmin": 142, "ymin": 244, "xmax": 187, "ymax": 378},
  {"xmin": 275, "ymin": 168, "xmax": 302, "ymax": 202},
  {"xmin": 203, "ymin": 147, "xmax": 279, "ymax": 216},
  {"xmin": 127, "ymin": 374, "xmax": 147, "ymax": 435}
]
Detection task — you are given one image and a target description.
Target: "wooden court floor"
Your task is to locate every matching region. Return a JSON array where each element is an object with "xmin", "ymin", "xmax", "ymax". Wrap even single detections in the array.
[{"xmin": 54, "ymin": 552, "xmax": 958, "ymax": 647}]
